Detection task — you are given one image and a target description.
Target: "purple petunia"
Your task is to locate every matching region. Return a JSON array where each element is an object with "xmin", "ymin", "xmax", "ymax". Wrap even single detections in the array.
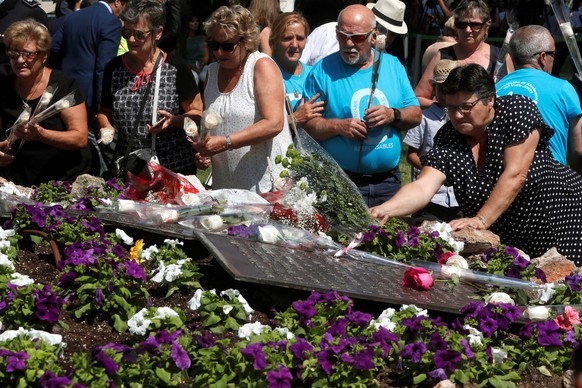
[
  {"xmin": 353, "ymin": 348, "xmax": 375, "ymax": 370},
  {"xmin": 536, "ymin": 320, "xmax": 563, "ymax": 347},
  {"xmin": 566, "ymin": 275, "xmax": 582, "ymax": 292},
  {"xmin": 407, "ymin": 236, "xmax": 420, "ymax": 247},
  {"xmin": 292, "ymin": 300, "xmax": 317, "ymax": 323},
  {"xmin": 289, "ymin": 338, "xmax": 313, "ymax": 361},
  {"xmin": 460, "ymin": 338, "xmax": 474, "ymax": 359},
  {"xmin": 34, "ymin": 285, "xmax": 62, "ymax": 324},
  {"xmin": 401, "ymin": 315, "xmax": 428, "ymax": 333},
  {"xmin": 372, "ymin": 326, "xmax": 398, "ymax": 357},
  {"xmin": 535, "ymin": 268, "xmax": 547, "ymax": 283},
  {"xmin": 241, "ymin": 343, "xmax": 267, "ymax": 370},
  {"xmin": 170, "ymin": 342, "xmax": 191, "ymax": 370},
  {"xmin": 481, "ymin": 247, "xmax": 498, "ymax": 263},
  {"xmin": 125, "ymin": 260, "xmax": 147, "ymax": 282},
  {"xmin": 195, "ymin": 331, "xmax": 216, "ymax": 348},
  {"xmin": 5, "ymin": 351, "xmax": 29, "ymax": 372},
  {"xmin": 407, "ymin": 226, "xmax": 420, "ymax": 239},
  {"xmin": 316, "ymin": 348, "xmax": 336, "ymax": 374},
  {"xmin": 434, "ymin": 349, "xmax": 462, "ymax": 372},
  {"xmin": 505, "ymin": 267, "xmax": 521, "ymax": 279},
  {"xmin": 564, "ymin": 330, "xmax": 578, "ymax": 347},
  {"xmin": 399, "ymin": 342, "xmax": 427, "ymax": 364},
  {"xmin": 39, "ymin": 370, "xmax": 72, "ymax": 388},
  {"xmin": 346, "ymin": 311, "xmax": 373, "ymax": 327},
  {"xmin": 428, "ymin": 368, "xmax": 448, "ymax": 382},
  {"xmin": 512, "ymin": 255, "xmax": 530, "ymax": 270},
  {"xmin": 112, "ymin": 244, "xmax": 125, "ymax": 259},
  {"xmin": 460, "ymin": 301, "xmax": 483, "ymax": 319},
  {"xmin": 95, "ymin": 350, "xmax": 118, "ymax": 375},
  {"xmin": 519, "ymin": 322, "xmax": 534, "ymax": 340},
  {"xmin": 95, "ymin": 288, "xmax": 105, "ymax": 308},
  {"xmin": 266, "ymin": 365, "xmax": 293, "ymax": 388},
  {"xmin": 429, "ymin": 332, "xmax": 447, "ymax": 351},
  {"xmin": 503, "ymin": 246, "xmax": 520, "ymax": 259},
  {"xmin": 394, "ymin": 231, "xmax": 406, "ymax": 247},
  {"xmin": 327, "ymin": 318, "xmax": 348, "ymax": 337},
  {"xmin": 478, "ymin": 316, "xmax": 498, "ymax": 338}
]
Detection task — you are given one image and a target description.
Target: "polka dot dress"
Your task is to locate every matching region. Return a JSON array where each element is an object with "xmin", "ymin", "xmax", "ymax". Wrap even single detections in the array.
[{"xmin": 423, "ymin": 95, "xmax": 582, "ymax": 264}]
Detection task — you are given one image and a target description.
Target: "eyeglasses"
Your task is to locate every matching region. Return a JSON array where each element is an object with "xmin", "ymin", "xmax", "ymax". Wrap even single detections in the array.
[
  {"xmin": 207, "ymin": 40, "xmax": 240, "ymax": 53},
  {"xmin": 7, "ymin": 50, "xmax": 41, "ymax": 60},
  {"xmin": 336, "ymin": 29, "xmax": 374, "ymax": 44},
  {"xmin": 533, "ymin": 50, "xmax": 556, "ymax": 57},
  {"xmin": 454, "ymin": 21, "xmax": 486, "ymax": 30},
  {"xmin": 120, "ymin": 28, "xmax": 153, "ymax": 40},
  {"xmin": 444, "ymin": 97, "xmax": 488, "ymax": 115}
]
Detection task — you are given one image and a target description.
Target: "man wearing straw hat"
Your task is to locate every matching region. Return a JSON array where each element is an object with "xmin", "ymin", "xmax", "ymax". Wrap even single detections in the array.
[
  {"xmin": 496, "ymin": 25, "xmax": 582, "ymax": 172},
  {"xmin": 404, "ymin": 59, "xmax": 462, "ymax": 222},
  {"xmin": 302, "ymin": 2, "xmax": 421, "ymax": 207}
]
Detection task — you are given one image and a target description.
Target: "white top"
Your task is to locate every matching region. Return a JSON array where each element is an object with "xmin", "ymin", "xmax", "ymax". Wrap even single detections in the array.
[
  {"xmin": 300, "ymin": 22, "xmax": 339, "ymax": 66},
  {"xmin": 204, "ymin": 51, "xmax": 292, "ymax": 193}
]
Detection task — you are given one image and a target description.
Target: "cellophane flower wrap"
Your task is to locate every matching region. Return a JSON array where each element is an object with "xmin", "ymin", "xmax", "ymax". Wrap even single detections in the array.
[{"xmin": 275, "ymin": 129, "xmax": 376, "ymax": 236}]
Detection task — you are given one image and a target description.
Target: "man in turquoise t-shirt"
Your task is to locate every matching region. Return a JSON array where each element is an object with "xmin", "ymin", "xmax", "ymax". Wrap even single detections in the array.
[
  {"xmin": 496, "ymin": 25, "xmax": 582, "ymax": 171},
  {"xmin": 303, "ymin": 2, "xmax": 421, "ymax": 207}
]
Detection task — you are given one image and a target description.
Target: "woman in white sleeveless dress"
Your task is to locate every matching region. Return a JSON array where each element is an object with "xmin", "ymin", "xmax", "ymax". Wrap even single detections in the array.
[{"xmin": 193, "ymin": 5, "xmax": 292, "ymax": 194}]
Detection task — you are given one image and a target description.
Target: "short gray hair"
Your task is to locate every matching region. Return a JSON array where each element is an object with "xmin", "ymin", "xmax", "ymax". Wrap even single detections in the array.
[
  {"xmin": 509, "ymin": 25, "xmax": 553, "ymax": 68},
  {"xmin": 122, "ymin": 0, "xmax": 166, "ymax": 30}
]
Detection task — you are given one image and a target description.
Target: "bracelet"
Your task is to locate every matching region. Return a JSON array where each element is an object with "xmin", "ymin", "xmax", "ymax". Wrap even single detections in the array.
[
  {"xmin": 475, "ymin": 214, "xmax": 487, "ymax": 228},
  {"xmin": 225, "ymin": 135, "xmax": 233, "ymax": 151}
]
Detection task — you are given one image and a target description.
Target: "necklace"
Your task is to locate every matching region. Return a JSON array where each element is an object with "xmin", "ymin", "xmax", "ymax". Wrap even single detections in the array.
[{"xmin": 16, "ymin": 69, "xmax": 44, "ymax": 110}]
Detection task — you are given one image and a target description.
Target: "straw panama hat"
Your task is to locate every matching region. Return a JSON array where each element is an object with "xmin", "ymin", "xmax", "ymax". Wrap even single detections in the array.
[
  {"xmin": 367, "ymin": 0, "xmax": 408, "ymax": 35},
  {"xmin": 431, "ymin": 59, "xmax": 460, "ymax": 84}
]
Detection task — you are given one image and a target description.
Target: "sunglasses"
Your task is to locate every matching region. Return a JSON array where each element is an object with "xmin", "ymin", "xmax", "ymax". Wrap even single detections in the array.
[
  {"xmin": 336, "ymin": 29, "xmax": 374, "ymax": 44},
  {"xmin": 207, "ymin": 40, "xmax": 240, "ymax": 53},
  {"xmin": 444, "ymin": 97, "xmax": 488, "ymax": 115},
  {"xmin": 120, "ymin": 28, "xmax": 153, "ymax": 40},
  {"xmin": 454, "ymin": 21, "xmax": 486, "ymax": 30},
  {"xmin": 534, "ymin": 50, "xmax": 556, "ymax": 57},
  {"xmin": 7, "ymin": 50, "xmax": 41, "ymax": 60}
]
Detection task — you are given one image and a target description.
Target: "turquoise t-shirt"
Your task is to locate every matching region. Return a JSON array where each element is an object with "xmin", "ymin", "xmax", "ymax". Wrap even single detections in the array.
[
  {"xmin": 304, "ymin": 50, "xmax": 419, "ymax": 173},
  {"xmin": 277, "ymin": 61, "xmax": 312, "ymax": 111},
  {"xmin": 496, "ymin": 68, "xmax": 582, "ymax": 165}
]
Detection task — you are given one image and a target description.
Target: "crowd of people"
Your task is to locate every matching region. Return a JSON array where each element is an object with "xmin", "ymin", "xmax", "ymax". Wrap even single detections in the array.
[{"xmin": 2, "ymin": 0, "xmax": 582, "ymax": 264}]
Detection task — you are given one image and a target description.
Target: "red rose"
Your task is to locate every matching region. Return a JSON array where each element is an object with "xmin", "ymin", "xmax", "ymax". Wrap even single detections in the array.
[
  {"xmin": 402, "ymin": 267, "xmax": 434, "ymax": 291},
  {"xmin": 438, "ymin": 251, "xmax": 456, "ymax": 265}
]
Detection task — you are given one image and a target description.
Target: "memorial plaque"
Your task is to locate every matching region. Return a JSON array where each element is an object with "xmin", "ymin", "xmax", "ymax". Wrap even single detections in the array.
[{"xmin": 94, "ymin": 211, "xmax": 481, "ymax": 314}]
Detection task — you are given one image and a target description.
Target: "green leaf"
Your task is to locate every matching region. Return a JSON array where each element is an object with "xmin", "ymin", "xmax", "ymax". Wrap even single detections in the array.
[
  {"xmin": 412, "ymin": 373, "xmax": 427, "ymax": 385},
  {"xmin": 537, "ymin": 365, "xmax": 552, "ymax": 377},
  {"xmin": 113, "ymin": 314, "xmax": 128, "ymax": 332},
  {"xmin": 155, "ymin": 367, "xmax": 173, "ymax": 385},
  {"xmin": 73, "ymin": 303, "xmax": 93, "ymax": 319}
]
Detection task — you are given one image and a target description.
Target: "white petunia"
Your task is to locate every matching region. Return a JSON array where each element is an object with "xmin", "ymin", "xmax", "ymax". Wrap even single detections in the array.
[
  {"xmin": 164, "ymin": 264, "xmax": 183, "ymax": 282},
  {"xmin": 0, "ymin": 327, "xmax": 28, "ymax": 342},
  {"xmin": 9, "ymin": 273, "xmax": 34, "ymax": 286},
  {"xmin": 492, "ymin": 347, "xmax": 508, "ymax": 364},
  {"xmin": 237, "ymin": 294, "xmax": 254, "ymax": 318},
  {"xmin": 274, "ymin": 327, "xmax": 295, "ymax": 340},
  {"xmin": 0, "ymin": 252, "xmax": 15, "ymax": 271},
  {"xmin": 257, "ymin": 225, "xmax": 282, "ymax": 244},
  {"xmin": 400, "ymin": 304, "xmax": 428, "ymax": 317},
  {"xmin": 370, "ymin": 318, "xmax": 397, "ymax": 332},
  {"xmin": 220, "ymin": 289, "xmax": 240, "ymax": 299},
  {"xmin": 377, "ymin": 308, "xmax": 396, "ymax": 321},
  {"xmin": 523, "ymin": 306, "xmax": 551, "ymax": 321},
  {"xmin": 223, "ymin": 305, "xmax": 234, "ymax": 315},
  {"xmin": 141, "ymin": 245, "xmax": 159, "ymax": 261},
  {"xmin": 463, "ymin": 325, "xmax": 484, "ymax": 346},
  {"xmin": 237, "ymin": 321, "xmax": 270, "ymax": 340},
  {"xmin": 151, "ymin": 262, "xmax": 166, "ymax": 283},
  {"xmin": 115, "ymin": 229, "xmax": 134, "ymax": 245},
  {"xmin": 127, "ymin": 308, "xmax": 152, "ymax": 336},
  {"xmin": 485, "ymin": 292, "xmax": 515, "ymax": 305},
  {"xmin": 0, "ymin": 227, "xmax": 16, "ymax": 240},
  {"xmin": 537, "ymin": 283, "xmax": 556, "ymax": 304},
  {"xmin": 0, "ymin": 240, "xmax": 10, "ymax": 250},
  {"xmin": 28, "ymin": 329, "xmax": 63, "ymax": 346},
  {"xmin": 164, "ymin": 239, "xmax": 184, "ymax": 247},
  {"xmin": 188, "ymin": 289, "xmax": 204, "ymax": 311},
  {"xmin": 153, "ymin": 307, "xmax": 179, "ymax": 320}
]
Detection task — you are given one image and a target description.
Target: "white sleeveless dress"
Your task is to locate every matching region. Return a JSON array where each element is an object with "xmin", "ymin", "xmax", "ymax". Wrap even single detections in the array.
[{"xmin": 204, "ymin": 51, "xmax": 293, "ymax": 193}]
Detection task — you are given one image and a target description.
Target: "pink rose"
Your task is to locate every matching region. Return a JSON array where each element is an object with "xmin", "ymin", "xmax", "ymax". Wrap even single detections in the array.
[
  {"xmin": 555, "ymin": 306, "xmax": 581, "ymax": 330},
  {"xmin": 402, "ymin": 267, "xmax": 434, "ymax": 291},
  {"xmin": 438, "ymin": 252, "xmax": 456, "ymax": 265}
]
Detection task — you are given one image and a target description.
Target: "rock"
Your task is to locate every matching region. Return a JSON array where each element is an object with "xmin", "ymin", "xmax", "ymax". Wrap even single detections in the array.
[
  {"xmin": 0, "ymin": 177, "xmax": 34, "ymax": 198},
  {"xmin": 562, "ymin": 369, "xmax": 575, "ymax": 388},
  {"xmin": 435, "ymin": 380, "xmax": 456, "ymax": 388},
  {"xmin": 530, "ymin": 248, "xmax": 575, "ymax": 283},
  {"xmin": 70, "ymin": 174, "xmax": 106, "ymax": 201},
  {"xmin": 450, "ymin": 228, "xmax": 500, "ymax": 256}
]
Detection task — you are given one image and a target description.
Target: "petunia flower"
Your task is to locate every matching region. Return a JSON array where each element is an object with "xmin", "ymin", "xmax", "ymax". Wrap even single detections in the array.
[
  {"xmin": 399, "ymin": 342, "xmax": 427, "ymax": 364},
  {"xmin": 266, "ymin": 365, "xmax": 293, "ymax": 388},
  {"xmin": 536, "ymin": 320, "xmax": 563, "ymax": 347},
  {"xmin": 170, "ymin": 342, "xmax": 191, "ymax": 370},
  {"xmin": 289, "ymin": 338, "xmax": 313, "ymax": 361},
  {"xmin": 95, "ymin": 350, "xmax": 118, "ymax": 375},
  {"xmin": 240, "ymin": 342, "xmax": 267, "ymax": 370},
  {"xmin": 555, "ymin": 306, "xmax": 580, "ymax": 330}
]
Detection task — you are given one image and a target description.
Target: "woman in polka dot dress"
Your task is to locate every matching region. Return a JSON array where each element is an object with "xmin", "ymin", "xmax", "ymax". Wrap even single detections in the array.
[{"xmin": 372, "ymin": 64, "xmax": 582, "ymax": 264}]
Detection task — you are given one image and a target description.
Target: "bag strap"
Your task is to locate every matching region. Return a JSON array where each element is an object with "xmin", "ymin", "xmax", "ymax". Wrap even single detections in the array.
[
  {"xmin": 120, "ymin": 52, "xmax": 164, "ymax": 165},
  {"xmin": 150, "ymin": 54, "xmax": 163, "ymax": 157}
]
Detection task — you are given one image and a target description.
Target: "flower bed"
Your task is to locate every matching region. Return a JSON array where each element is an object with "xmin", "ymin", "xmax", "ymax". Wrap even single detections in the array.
[{"xmin": 0, "ymin": 180, "xmax": 578, "ymax": 387}]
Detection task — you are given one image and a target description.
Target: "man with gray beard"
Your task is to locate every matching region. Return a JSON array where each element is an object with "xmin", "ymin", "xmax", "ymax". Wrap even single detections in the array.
[{"xmin": 302, "ymin": 2, "xmax": 421, "ymax": 206}]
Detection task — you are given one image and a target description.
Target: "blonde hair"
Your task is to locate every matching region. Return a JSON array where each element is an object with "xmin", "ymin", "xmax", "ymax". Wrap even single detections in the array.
[
  {"xmin": 203, "ymin": 5, "xmax": 260, "ymax": 53},
  {"xmin": 248, "ymin": 0, "xmax": 280, "ymax": 29},
  {"xmin": 3, "ymin": 18, "xmax": 51, "ymax": 52},
  {"xmin": 269, "ymin": 12, "xmax": 310, "ymax": 49}
]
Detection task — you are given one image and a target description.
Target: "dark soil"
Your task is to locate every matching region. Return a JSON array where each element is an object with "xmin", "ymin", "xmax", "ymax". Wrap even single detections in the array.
[{"xmin": 13, "ymin": 229, "xmax": 565, "ymax": 387}]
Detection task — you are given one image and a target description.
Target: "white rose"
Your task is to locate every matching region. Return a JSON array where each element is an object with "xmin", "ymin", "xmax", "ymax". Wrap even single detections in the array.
[
  {"xmin": 485, "ymin": 292, "xmax": 515, "ymax": 305},
  {"xmin": 445, "ymin": 255, "xmax": 469, "ymax": 269},
  {"xmin": 200, "ymin": 215, "xmax": 224, "ymax": 231},
  {"xmin": 115, "ymin": 228, "xmax": 134, "ymax": 245},
  {"xmin": 183, "ymin": 117, "xmax": 198, "ymax": 138},
  {"xmin": 179, "ymin": 193, "xmax": 200, "ymax": 206},
  {"xmin": 203, "ymin": 112, "xmax": 222, "ymax": 130},
  {"xmin": 188, "ymin": 289, "xmax": 204, "ymax": 311},
  {"xmin": 117, "ymin": 199, "xmax": 137, "ymax": 213},
  {"xmin": 257, "ymin": 225, "xmax": 282, "ymax": 244},
  {"xmin": 560, "ymin": 22, "xmax": 575, "ymax": 38},
  {"xmin": 100, "ymin": 128, "xmax": 115, "ymax": 145},
  {"xmin": 523, "ymin": 306, "xmax": 551, "ymax": 321}
]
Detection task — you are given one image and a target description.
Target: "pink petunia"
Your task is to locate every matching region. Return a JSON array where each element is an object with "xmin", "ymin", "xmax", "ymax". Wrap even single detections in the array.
[{"xmin": 554, "ymin": 306, "xmax": 581, "ymax": 330}]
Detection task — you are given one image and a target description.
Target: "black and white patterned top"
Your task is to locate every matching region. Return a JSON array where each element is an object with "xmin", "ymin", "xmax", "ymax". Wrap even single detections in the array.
[
  {"xmin": 423, "ymin": 94, "xmax": 582, "ymax": 264},
  {"xmin": 101, "ymin": 52, "xmax": 198, "ymax": 174}
]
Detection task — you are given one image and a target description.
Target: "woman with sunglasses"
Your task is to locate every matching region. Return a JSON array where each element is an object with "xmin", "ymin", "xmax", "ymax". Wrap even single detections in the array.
[
  {"xmin": 372, "ymin": 64, "xmax": 582, "ymax": 265},
  {"xmin": 193, "ymin": 5, "xmax": 292, "ymax": 193},
  {"xmin": 0, "ymin": 19, "xmax": 92, "ymax": 187},
  {"xmin": 415, "ymin": 0, "xmax": 514, "ymax": 108},
  {"xmin": 269, "ymin": 12, "xmax": 325, "ymax": 127},
  {"xmin": 97, "ymin": 0, "xmax": 203, "ymax": 177}
]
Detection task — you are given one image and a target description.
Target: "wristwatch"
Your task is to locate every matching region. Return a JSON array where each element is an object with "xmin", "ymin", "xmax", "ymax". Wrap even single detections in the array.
[
  {"xmin": 225, "ymin": 135, "xmax": 233, "ymax": 150},
  {"xmin": 392, "ymin": 108, "xmax": 401, "ymax": 124}
]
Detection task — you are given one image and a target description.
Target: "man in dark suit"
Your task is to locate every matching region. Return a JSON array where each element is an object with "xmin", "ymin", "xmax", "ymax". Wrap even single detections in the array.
[
  {"xmin": 0, "ymin": 0, "xmax": 49, "ymax": 76},
  {"xmin": 48, "ymin": 0, "xmax": 126, "ymax": 174}
]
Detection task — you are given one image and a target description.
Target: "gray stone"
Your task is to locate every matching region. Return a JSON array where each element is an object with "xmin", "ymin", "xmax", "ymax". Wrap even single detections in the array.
[
  {"xmin": 530, "ymin": 247, "xmax": 575, "ymax": 283},
  {"xmin": 70, "ymin": 174, "xmax": 106, "ymax": 201},
  {"xmin": 562, "ymin": 369, "xmax": 575, "ymax": 388},
  {"xmin": 0, "ymin": 177, "xmax": 34, "ymax": 197}
]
